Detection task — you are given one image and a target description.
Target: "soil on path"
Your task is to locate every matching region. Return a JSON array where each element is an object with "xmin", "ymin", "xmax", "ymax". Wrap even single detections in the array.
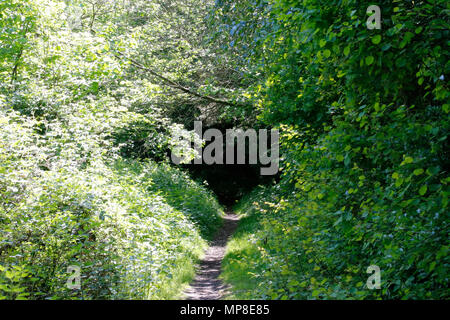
[{"xmin": 183, "ymin": 212, "xmax": 239, "ymax": 300}]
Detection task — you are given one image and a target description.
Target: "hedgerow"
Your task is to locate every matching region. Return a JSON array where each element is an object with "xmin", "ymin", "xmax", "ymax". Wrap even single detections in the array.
[
  {"xmin": 218, "ymin": 0, "xmax": 449, "ymax": 299},
  {"xmin": 0, "ymin": 107, "xmax": 222, "ymax": 299}
]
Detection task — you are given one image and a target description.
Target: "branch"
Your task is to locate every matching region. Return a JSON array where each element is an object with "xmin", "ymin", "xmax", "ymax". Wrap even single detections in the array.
[
  {"xmin": 11, "ymin": 21, "xmax": 31, "ymax": 84},
  {"xmin": 114, "ymin": 51, "xmax": 241, "ymax": 107}
]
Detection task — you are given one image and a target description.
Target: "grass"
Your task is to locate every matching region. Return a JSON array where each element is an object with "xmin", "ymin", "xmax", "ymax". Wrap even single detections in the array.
[{"xmin": 220, "ymin": 209, "xmax": 264, "ymax": 299}]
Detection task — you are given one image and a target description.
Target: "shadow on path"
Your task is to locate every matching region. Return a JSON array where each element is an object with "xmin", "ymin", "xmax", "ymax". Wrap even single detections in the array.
[{"xmin": 183, "ymin": 212, "xmax": 239, "ymax": 300}]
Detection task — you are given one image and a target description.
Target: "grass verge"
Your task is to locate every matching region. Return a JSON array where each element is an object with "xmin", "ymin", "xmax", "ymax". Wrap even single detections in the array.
[{"xmin": 220, "ymin": 205, "xmax": 263, "ymax": 299}]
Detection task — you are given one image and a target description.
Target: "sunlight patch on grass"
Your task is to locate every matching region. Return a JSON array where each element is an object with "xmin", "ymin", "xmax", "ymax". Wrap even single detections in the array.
[{"xmin": 220, "ymin": 213, "xmax": 263, "ymax": 299}]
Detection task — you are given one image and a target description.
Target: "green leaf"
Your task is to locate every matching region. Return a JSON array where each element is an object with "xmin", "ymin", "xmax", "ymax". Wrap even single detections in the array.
[
  {"xmin": 344, "ymin": 155, "xmax": 350, "ymax": 167},
  {"xmin": 413, "ymin": 169, "xmax": 424, "ymax": 176},
  {"xmin": 402, "ymin": 157, "xmax": 414, "ymax": 165},
  {"xmin": 365, "ymin": 56, "xmax": 374, "ymax": 65},
  {"xmin": 343, "ymin": 46, "xmax": 350, "ymax": 56},
  {"xmin": 381, "ymin": 43, "xmax": 392, "ymax": 51},
  {"xmin": 429, "ymin": 261, "xmax": 436, "ymax": 272},
  {"xmin": 372, "ymin": 35, "xmax": 381, "ymax": 45}
]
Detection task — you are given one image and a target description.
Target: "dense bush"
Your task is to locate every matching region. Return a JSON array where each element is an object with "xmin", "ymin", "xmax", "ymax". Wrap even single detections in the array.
[
  {"xmin": 0, "ymin": 0, "xmax": 224, "ymax": 299},
  {"xmin": 219, "ymin": 0, "xmax": 449, "ymax": 299}
]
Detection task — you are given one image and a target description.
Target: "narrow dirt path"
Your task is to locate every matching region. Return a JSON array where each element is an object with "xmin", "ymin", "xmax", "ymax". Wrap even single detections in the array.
[{"xmin": 183, "ymin": 212, "xmax": 239, "ymax": 300}]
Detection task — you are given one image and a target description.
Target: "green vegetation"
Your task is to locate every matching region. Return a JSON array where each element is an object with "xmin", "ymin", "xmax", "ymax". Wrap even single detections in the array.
[
  {"xmin": 0, "ymin": 0, "xmax": 224, "ymax": 299},
  {"xmin": 0, "ymin": 112, "xmax": 223, "ymax": 299},
  {"xmin": 220, "ymin": 194, "xmax": 265, "ymax": 299},
  {"xmin": 1, "ymin": 0, "xmax": 448, "ymax": 300},
  {"xmin": 218, "ymin": 0, "xmax": 449, "ymax": 299}
]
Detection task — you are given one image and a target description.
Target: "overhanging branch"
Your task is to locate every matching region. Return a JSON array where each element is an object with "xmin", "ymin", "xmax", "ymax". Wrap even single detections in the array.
[{"xmin": 114, "ymin": 51, "xmax": 240, "ymax": 107}]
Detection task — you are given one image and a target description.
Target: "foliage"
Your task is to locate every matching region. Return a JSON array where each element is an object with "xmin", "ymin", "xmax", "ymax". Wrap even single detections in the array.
[
  {"xmin": 0, "ymin": 106, "xmax": 223, "ymax": 299},
  {"xmin": 218, "ymin": 0, "xmax": 449, "ymax": 299},
  {"xmin": 0, "ymin": 0, "xmax": 224, "ymax": 300},
  {"xmin": 0, "ymin": 0, "xmax": 448, "ymax": 301},
  {"xmin": 220, "ymin": 200, "xmax": 265, "ymax": 299},
  {"xmin": 0, "ymin": 0, "xmax": 37, "ymax": 84}
]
